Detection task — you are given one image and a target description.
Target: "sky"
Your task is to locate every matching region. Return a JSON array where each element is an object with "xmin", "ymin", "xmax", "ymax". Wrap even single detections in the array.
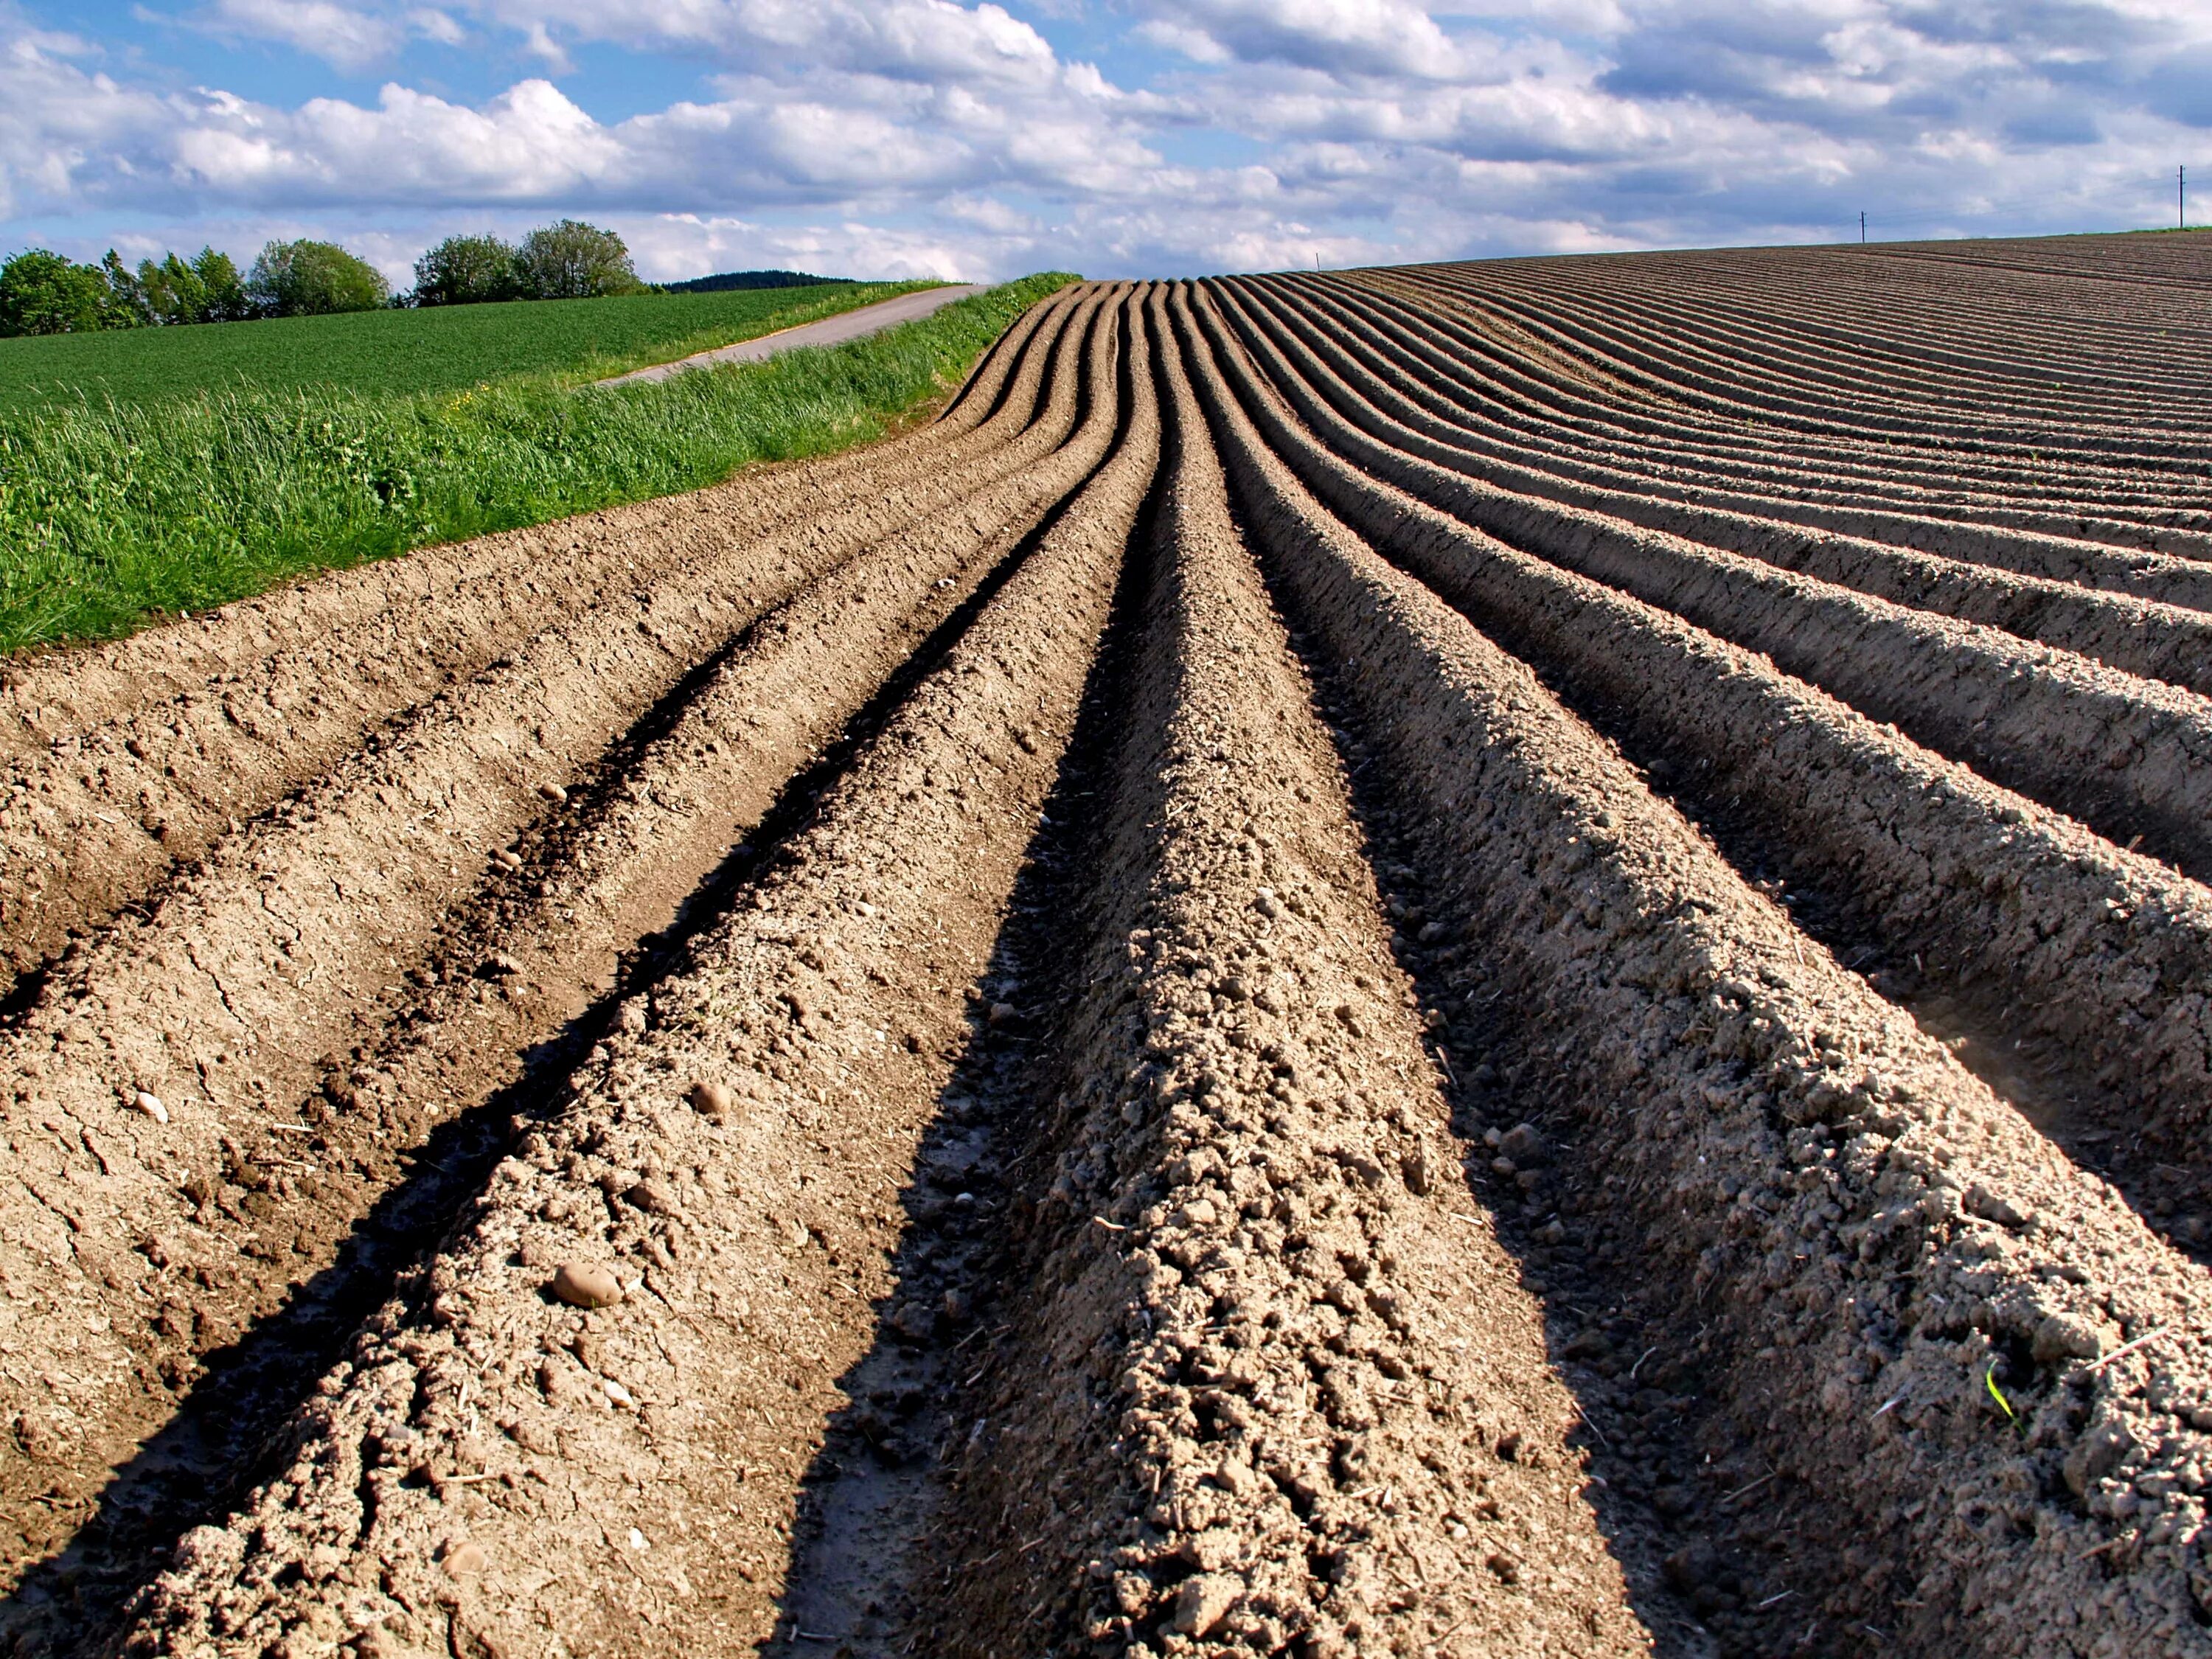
[{"xmin": 5, "ymin": 0, "xmax": 2212, "ymax": 286}]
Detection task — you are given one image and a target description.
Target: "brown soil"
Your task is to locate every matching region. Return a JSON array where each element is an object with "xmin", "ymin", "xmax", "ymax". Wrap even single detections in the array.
[{"xmin": 4, "ymin": 235, "xmax": 2211, "ymax": 1659}]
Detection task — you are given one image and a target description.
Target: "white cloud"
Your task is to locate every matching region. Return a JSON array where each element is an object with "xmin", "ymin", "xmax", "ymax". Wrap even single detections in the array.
[
  {"xmin": 187, "ymin": 0, "xmax": 466, "ymax": 71},
  {"xmin": 464, "ymin": 0, "xmax": 1064, "ymax": 85},
  {"xmin": 407, "ymin": 8, "xmax": 463, "ymax": 46},
  {"xmin": 1131, "ymin": 0, "xmax": 1476, "ymax": 79},
  {"xmin": 1134, "ymin": 20, "xmax": 1234, "ymax": 64},
  {"xmin": 618, "ymin": 211, "xmax": 984, "ymax": 281},
  {"xmin": 10, "ymin": 0, "xmax": 2212, "ymax": 284}
]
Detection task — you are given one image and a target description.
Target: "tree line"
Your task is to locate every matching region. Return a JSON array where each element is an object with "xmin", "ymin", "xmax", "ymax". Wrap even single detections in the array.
[{"xmin": 0, "ymin": 220, "xmax": 647, "ymax": 338}]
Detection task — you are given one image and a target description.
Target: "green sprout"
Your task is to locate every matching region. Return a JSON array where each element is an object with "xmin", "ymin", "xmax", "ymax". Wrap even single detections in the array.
[{"xmin": 1986, "ymin": 1363, "xmax": 2022, "ymax": 1432}]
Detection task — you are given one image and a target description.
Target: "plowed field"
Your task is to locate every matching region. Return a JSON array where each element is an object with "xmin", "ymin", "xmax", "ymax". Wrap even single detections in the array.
[{"xmin": 5, "ymin": 236, "xmax": 2212, "ymax": 1659}]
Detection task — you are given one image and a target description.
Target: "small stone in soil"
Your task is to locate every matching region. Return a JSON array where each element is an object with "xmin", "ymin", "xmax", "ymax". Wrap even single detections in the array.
[
  {"xmin": 131, "ymin": 1091, "xmax": 170, "ymax": 1124},
  {"xmin": 689, "ymin": 1079, "xmax": 734, "ymax": 1121},
  {"xmin": 537, "ymin": 782, "xmax": 568, "ymax": 804},
  {"xmin": 441, "ymin": 1540, "xmax": 486, "ymax": 1576},
  {"xmin": 1500, "ymin": 1122, "xmax": 1543, "ymax": 1163},
  {"xmin": 551, "ymin": 1262, "xmax": 622, "ymax": 1308}
]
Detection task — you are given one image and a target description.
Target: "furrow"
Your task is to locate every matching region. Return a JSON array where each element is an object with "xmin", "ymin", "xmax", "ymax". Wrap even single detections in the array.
[
  {"xmin": 1408, "ymin": 267, "xmax": 2212, "ymax": 464},
  {"xmin": 1276, "ymin": 274, "xmax": 2212, "ymax": 605},
  {"xmin": 0, "ymin": 289, "xmax": 1128, "ymax": 1608},
  {"xmin": 1187, "ymin": 286, "xmax": 2212, "ymax": 882},
  {"xmin": 1216, "ymin": 277, "xmax": 2212, "ymax": 692},
  {"xmin": 1502, "ymin": 273, "xmax": 2200, "ymax": 440},
  {"xmin": 931, "ymin": 285, "xmax": 1655, "ymax": 1658},
  {"xmin": 1319, "ymin": 269, "xmax": 2212, "ymax": 553},
  {"xmin": 111, "ymin": 284, "xmax": 1156, "ymax": 1659},
  {"xmin": 1341, "ymin": 268, "xmax": 2212, "ymax": 524},
  {"xmin": 0, "ymin": 285, "xmax": 1086, "ymax": 998},
  {"xmin": 1185, "ymin": 321, "xmax": 2212, "ymax": 1214},
  {"xmin": 1178, "ymin": 285, "xmax": 2212, "ymax": 1658}
]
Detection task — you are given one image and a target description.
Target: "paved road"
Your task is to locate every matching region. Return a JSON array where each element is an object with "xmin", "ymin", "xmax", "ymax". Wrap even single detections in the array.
[{"xmin": 596, "ymin": 284, "xmax": 987, "ymax": 386}]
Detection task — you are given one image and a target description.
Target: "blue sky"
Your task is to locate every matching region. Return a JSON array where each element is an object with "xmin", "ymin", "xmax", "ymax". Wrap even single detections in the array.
[{"xmin": 5, "ymin": 1, "xmax": 2211, "ymax": 285}]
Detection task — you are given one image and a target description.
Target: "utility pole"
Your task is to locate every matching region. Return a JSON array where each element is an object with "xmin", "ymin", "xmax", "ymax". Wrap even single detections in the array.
[
  {"xmin": 2183, "ymin": 165, "xmax": 2188, "ymax": 231},
  {"xmin": 1860, "ymin": 210, "xmax": 1866, "ymax": 244}
]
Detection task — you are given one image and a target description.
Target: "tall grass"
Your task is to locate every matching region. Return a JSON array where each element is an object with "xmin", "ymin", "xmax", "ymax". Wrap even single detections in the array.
[{"xmin": 0, "ymin": 275, "xmax": 1074, "ymax": 653}]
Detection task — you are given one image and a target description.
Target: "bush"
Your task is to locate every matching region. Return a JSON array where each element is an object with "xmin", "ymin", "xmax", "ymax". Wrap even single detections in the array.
[
  {"xmin": 139, "ymin": 248, "xmax": 252, "ymax": 326},
  {"xmin": 414, "ymin": 234, "xmax": 524, "ymax": 307},
  {"xmin": 247, "ymin": 240, "xmax": 390, "ymax": 317},
  {"xmin": 0, "ymin": 250, "xmax": 115, "ymax": 336},
  {"xmin": 515, "ymin": 220, "xmax": 644, "ymax": 300}
]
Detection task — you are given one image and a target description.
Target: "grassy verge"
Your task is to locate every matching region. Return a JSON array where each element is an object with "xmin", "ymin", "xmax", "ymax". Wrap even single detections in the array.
[
  {"xmin": 0, "ymin": 274, "xmax": 1076, "ymax": 653},
  {"xmin": 0, "ymin": 282, "xmax": 925, "ymax": 412}
]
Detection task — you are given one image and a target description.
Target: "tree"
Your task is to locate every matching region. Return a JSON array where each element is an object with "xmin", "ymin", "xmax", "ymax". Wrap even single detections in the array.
[
  {"xmin": 97, "ymin": 251, "xmax": 150, "ymax": 329},
  {"xmin": 192, "ymin": 248, "xmax": 252, "ymax": 321},
  {"xmin": 0, "ymin": 249, "xmax": 111, "ymax": 337},
  {"xmin": 413, "ymin": 233, "xmax": 523, "ymax": 306},
  {"xmin": 139, "ymin": 253, "xmax": 200, "ymax": 325},
  {"xmin": 514, "ymin": 220, "xmax": 644, "ymax": 300},
  {"xmin": 139, "ymin": 247, "xmax": 251, "ymax": 325},
  {"xmin": 246, "ymin": 239, "xmax": 391, "ymax": 317}
]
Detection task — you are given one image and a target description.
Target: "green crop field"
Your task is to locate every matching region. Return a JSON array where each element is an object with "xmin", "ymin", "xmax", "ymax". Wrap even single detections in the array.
[
  {"xmin": 0, "ymin": 281, "xmax": 921, "ymax": 413},
  {"xmin": 0, "ymin": 275, "xmax": 1074, "ymax": 653}
]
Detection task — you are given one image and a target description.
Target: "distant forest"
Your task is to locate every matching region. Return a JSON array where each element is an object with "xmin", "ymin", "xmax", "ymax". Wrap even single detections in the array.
[
  {"xmin": 661, "ymin": 271, "xmax": 855, "ymax": 293},
  {"xmin": 1, "ymin": 223, "xmax": 863, "ymax": 338}
]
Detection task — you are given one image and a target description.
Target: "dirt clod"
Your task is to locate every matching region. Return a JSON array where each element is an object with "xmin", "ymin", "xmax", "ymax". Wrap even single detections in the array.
[
  {"xmin": 550, "ymin": 1262, "xmax": 623, "ymax": 1308},
  {"xmin": 1174, "ymin": 1573, "xmax": 1244, "ymax": 1637}
]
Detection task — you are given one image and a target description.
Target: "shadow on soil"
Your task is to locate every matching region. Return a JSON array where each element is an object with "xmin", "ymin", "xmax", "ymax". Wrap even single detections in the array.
[
  {"xmin": 765, "ymin": 405, "xmax": 1158, "ymax": 1659},
  {"xmin": 0, "ymin": 412, "xmax": 1094, "ymax": 1659},
  {"xmin": 1241, "ymin": 521, "xmax": 1771, "ymax": 1655},
  {"xmin": 1433, "ymin": 590, "xmax": 2212, "ymax": 1269}
]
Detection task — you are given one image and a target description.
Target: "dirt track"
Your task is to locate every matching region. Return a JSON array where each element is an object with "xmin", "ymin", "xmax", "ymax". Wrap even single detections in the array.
[
  {"xmin": 6, "ymin": 237, "xmax": 2212, "ymax": 1658},
  {"xmin": 596, "ymin": 286, "xmax": 989, "ymax": 387}
]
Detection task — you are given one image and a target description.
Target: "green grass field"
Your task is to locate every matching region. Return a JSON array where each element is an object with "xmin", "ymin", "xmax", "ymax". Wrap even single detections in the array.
[
  {"xmin": 0, "ymin": 274, "xmax": 1075, "ymax": 653},
  {"xmin": 0, "ymin": 281, "xmax": 922, "ymax": 413}
]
